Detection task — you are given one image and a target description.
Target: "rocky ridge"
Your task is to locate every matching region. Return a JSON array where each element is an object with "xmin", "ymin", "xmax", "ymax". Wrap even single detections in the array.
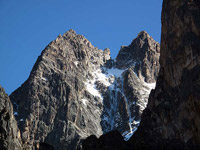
[{"xmin": 5, "ymin": 29, "xmax": 160, "ymax": 150}]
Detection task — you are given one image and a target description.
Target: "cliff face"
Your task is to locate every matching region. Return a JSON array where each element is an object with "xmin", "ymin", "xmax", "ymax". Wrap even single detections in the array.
[
  {"xmin": 9, "ymin": 30, "xmax": 159, "ymax": 149},
  {"xmin": 0, "ymin": 86, "xmax": 23, "ymax": 150},
  {"xmin": 129, "ymin": 0, "xmax": 200, "ymax": 149}
]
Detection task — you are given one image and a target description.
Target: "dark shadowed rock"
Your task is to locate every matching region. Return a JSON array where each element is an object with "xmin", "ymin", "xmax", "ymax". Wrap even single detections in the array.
[
  {"xmin": 35, "ymin": 142, "xmax": 54, "ymax": 150},
  {"xmin": 128, "ymin": 0, "xmax": 200, "ymax": 149},
  {"xmin": 0, "ymin": 85, "xmax": 23, "ymax": 150},
  {"xmin": 82, "ymin": 130, "xmax": 126, "ymax": 150}
]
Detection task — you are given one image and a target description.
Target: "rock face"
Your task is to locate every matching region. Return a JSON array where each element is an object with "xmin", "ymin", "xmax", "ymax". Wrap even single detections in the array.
[
  {"xmin": 116, "ymin": 31, "xmax": 160, "ymax": 83},
  {"xmin": 0, "ymin": 85, "xmax": 23, "ymax": 150},
  {"xmin": 128, "ymin": 0, "xmax": 200, "ymax": 149},
  {"xmin": 10, "ymin": 29, "xmax": 159, "ymax": 149}
]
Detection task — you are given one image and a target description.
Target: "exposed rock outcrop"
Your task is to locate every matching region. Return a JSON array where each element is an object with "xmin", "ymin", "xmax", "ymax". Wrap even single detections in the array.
[
  {"xmin": 116, "ymin": 31, "xmax": 160, "ymax": 83},
  {"xmin": 9, "ymin": 29, "xmax": 159, "ymax": 149},
  {"xmin": 0, "ymin": 85, "xmax": 23, "ymax": 150}
]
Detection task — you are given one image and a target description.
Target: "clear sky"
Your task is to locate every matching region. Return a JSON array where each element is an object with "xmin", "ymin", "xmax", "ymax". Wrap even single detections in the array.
[{"xmin": 0, "ymin": 0, "xmax": 162, "ymax": 94}]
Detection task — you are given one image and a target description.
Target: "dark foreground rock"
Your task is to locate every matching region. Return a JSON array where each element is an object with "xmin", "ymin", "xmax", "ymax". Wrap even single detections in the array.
[
  {"xmin": 129, "ymin": 0, "xmax": 200, "ymax": 149},
  {"xmin": 81, "ymin": 130, "xmax": 126, "ymax": 150},
  {"xmin": 0, "ymin": 85, "xmax": 23, "ymax": 150}
]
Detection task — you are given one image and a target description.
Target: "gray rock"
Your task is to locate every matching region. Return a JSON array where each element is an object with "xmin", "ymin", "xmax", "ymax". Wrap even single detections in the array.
[
  {"xmin": 116, "ymin": 31, "xmax": 160, "ymax": 83},
  {"xmin": 10, "ymin": 29, "xmax": 160, "ymax": 149}
]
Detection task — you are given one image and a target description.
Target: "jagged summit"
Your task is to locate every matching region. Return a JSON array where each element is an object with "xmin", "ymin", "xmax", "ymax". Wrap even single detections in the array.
[
  {"xmin": 62, "ymin": 29, "xmax": 94, "ymax": 49},
  {"xmin": 116, "ymin": 31, "xmax": 160, "ymax": 83},
  {"xmin": 137, "ymin": 30, "xmax": 150, "ymax": 39},
  {"xmin": 9, "ymin": 29, "xmax": 160, "ymax": 149},
  {"xmin": 66, "ymin": 29, "xmax": 76, "ymax": 34}
]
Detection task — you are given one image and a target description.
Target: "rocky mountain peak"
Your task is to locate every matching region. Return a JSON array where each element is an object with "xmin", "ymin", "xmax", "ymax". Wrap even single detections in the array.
[
  {"xmin": 67, "ymin": 29, "xmax": 76, "ymax": 34},
  {"xmin": 137, "ymin": 30, "xmax": 149, "ymax": 39},
  {"xmin": 116, "ymin": 31, "xmax": 160, "ymax": 83},
  {"xmin": 9, "ymin": 29, "xmax": 160, "ymax": 149},
  {"xmin": 62, "ymin": 29, "xmax": 94, "ymax": 49}
]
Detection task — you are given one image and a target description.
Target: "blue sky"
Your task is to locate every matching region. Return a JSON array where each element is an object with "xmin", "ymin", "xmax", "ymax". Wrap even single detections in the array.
[{"xmin": 0, "ymin": 0, "xmax": 162, "ymax": 94}]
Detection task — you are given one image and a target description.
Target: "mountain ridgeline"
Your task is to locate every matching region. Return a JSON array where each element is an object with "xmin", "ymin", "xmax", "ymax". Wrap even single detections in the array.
[
  {"xmin": 0, "ymin": 29, "xmax": 160, "ymax": 150},
  {"xmin": 0, "ymin": 0, "xmax": 199, "ymax": 149}
]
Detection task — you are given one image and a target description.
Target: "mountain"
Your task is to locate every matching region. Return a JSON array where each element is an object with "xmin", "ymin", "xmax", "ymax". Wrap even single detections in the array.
[
  {"xmin": 8, "ymin": 29, "xmax": 160, "ymax": 149},
  {"xmin": 0, "ymin": 85, "xmax": 23, "ymax": 150},
  {"xmin": 82, "ymin": 0, "xmax": 200, "ymax": 149}
]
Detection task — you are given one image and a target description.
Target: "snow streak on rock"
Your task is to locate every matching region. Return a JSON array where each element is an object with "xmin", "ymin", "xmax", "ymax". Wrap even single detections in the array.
[{"xmin": 84, "ymin": 65, "xmax": 156, "ymax": 141}]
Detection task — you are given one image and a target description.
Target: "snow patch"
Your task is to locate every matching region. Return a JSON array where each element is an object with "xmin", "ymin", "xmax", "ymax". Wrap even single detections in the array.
[
  {"xmin": 74, "ymin": 61, "xmax": 79, "ymax": 67},
  {"xmin": 13, "ymin": 102, "xmax": 19, "ymax": 116},
  {"xmin": 85, "ymin": 80, "xmax": 103, "ymax": 99},
  {"xmin": 143, "ymin": 82, "xmax": 156, "ymax": 96},
  {"xmin": 85, "ymin": 67, "xmax": 125, "ymax": 100},
  {"xmin": 41, "ymin": 76, "xmax": 48, "ymax": 81},
  {"xmin": 93, "ymin": 69, "xmax": 111, "ymax": 87},
  {"xmin": 82, "ymin": 99, "xmax": 88, "ymax": 106},
  {"xmin": 123, "ymin": 120, "xmax": 140, "ymax": 141},
  {"xmin": 20, "ymin": 119, "xmax": 24, "ymax": 122},
  {"xmin": 144, "ymin": 82, "xmax": 156, "ymax": 90}
]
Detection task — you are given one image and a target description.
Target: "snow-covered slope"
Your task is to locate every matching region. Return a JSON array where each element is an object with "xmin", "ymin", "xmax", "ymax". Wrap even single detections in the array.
[{"xmin": 84, "ymin": 65, "xmax": 156, "ymax": 141}]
